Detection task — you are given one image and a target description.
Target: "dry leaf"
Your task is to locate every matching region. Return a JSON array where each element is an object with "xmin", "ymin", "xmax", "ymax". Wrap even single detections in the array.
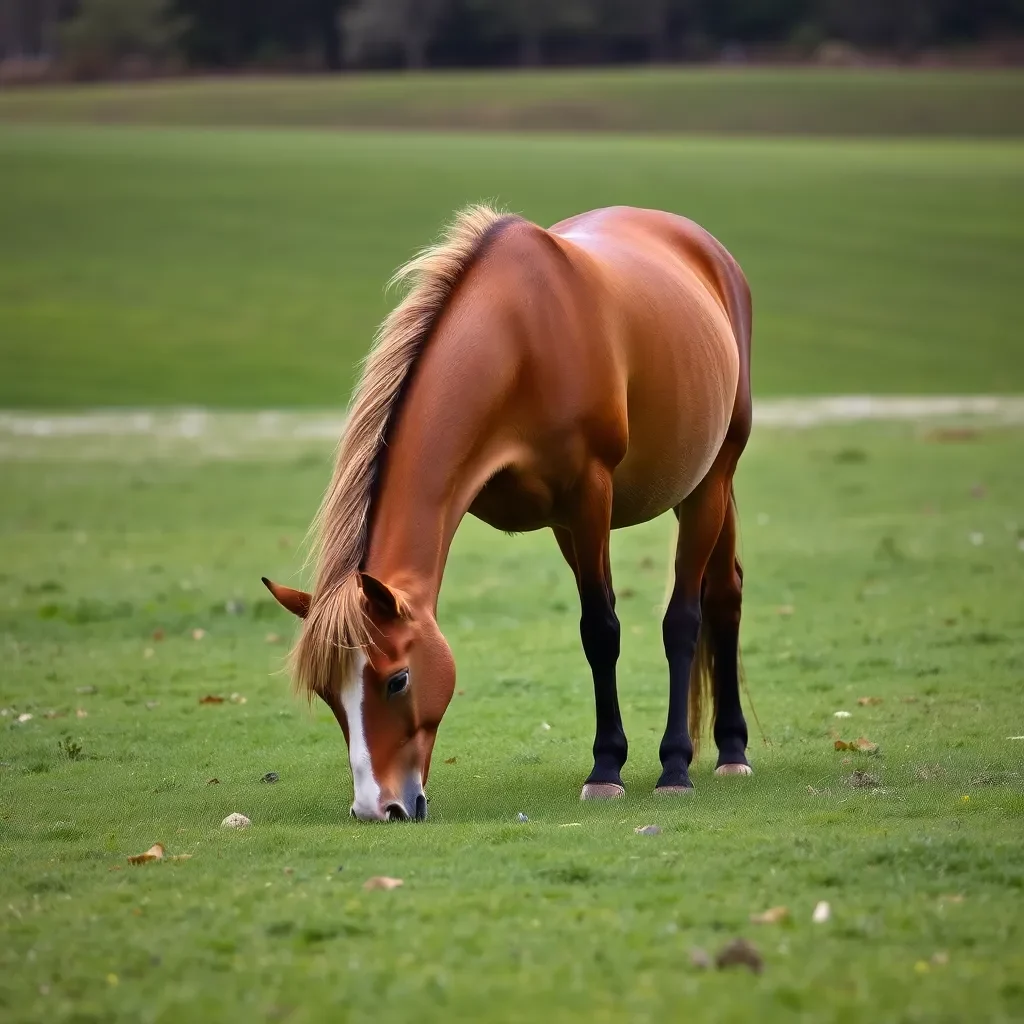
[
  {"xmin": 750, "ymin": 905, "xmax": 789, "ymax": 924},
  {"xmin": 857, "ymin": 696, "xmax": 883, "ymax": 706},
  {"xmin": 939, "ymin": 894, "xmax": 965, "ymax": 904},
  {"xmin": 925, "ymin": 427, "xmax": 978, "ymax": 443},
  {"xmin": 834, "ymin": 736, "xmax": 878, "ymax": 753},
  {"xmin": 16, "ymin": 713, "xmax": 33, "ymax": 723},
  {"xmin": 812, "ymin": 900, "xmax": 831, "ymax": 923},
  {"xmin": 169, "ymin": 854, "xmax": 192, "ymax": 862},
  {"xmin": 833, "ymin": 710, "xmax": 852, "ymax": 719},
  {"xmin": 206, "ymin": 777, "xmax": 220, "ymax": 785},
  {"xmin": 127, "ymin": 843, "xmax": 165, "ymax": 865},
  {"xmin": 932, "ymin": 951, "xmax": 949, "ymax": 965},
  {"xmin": 221, "ymin": 813, "xmax": 250, "ymax": 829},
  {"xmin": 152, "ymin": 629, "xmax": 165, "ymax": 641},
  {"xmin": 76, "ymin": 708, "xmax": 88, "ymax": 718},
  {"xmin": 363, "ymin": 876, "xmax": 403, "ymax": 891},
  {"xmin": 229, "ymin": 693, "xmax": 247, "ymax": 704},
  {"xmin": 715, "ymin": 938, "xmax": 763, "ymax": 974},
  {"xmin": 43, "ymin": 710, "xmax": 66, "ymax": 720},
  {"xmin": 199, "ymin": 695, "xmax": 224, "ymax": 704},
  {"xmin": 456, "ymin": 689, "xmax": 465, "ymax": 696},
  {"xmin": 635, "ymin": 824, "xmax": 662, "ymax": 836},
  {"xmin": 283, "ymin": 867, "xmax": 294, "ymax": 875},
  {"xmin": 443, "ymin": 756, "xmax": 457, "ymax": 764},
  {"xmin": 192, "ymin": 628, "xmax": 206, "ymax": 641},
  {"xmin": 776, "ymin": 605, "xmax": 794, "ymax": 617}
]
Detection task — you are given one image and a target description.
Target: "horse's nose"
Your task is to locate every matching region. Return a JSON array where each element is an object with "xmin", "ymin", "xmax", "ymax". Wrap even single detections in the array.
[{"xmin": 384, "ymin": 801, "xmax": 409, "ymax": 822}]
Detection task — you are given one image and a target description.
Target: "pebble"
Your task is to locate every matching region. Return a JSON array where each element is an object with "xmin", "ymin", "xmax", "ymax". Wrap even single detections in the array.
[
  {"xmin": 635, "ymin": 824, "xmax": 662, "ymax": 836},
  {"xmin": 517, "ymin": 812, "xmax": 529, "ymax": 823},
  {"xmin": 812, "ymin": 900, "xmax": 831, "ymax": 923},
  {"xmin": 221, "ymin": 813, "xmax": 251, "ymax": 829}
]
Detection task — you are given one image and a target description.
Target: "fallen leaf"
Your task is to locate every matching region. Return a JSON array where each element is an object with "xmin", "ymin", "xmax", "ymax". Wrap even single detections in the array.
[
  {"xmin": 516, "ymin": 812, "xmax": 529, "ymax": 823},
  {"xmin": 812, "ymin": 900, "xmax": 831, "ymax": 923},
  {"xmin": 635, "ymin": 824, "xmax": 662, "ymax": 836},
  {"xmin": 261, "ymin": 772, "xmax": 279, "ymax": 784},
  {"xmin": 169, "ymin": 854, "xmax": 192, "ymax": 862},
  {"xmin": 283, "ymin": 867, "xmax": 294, "ymax": 875},
  {"xmin": 932, "ymin": 951, "xmax": 949, "ymax": 966},
  {"xmin": 456, "ymin": 689, "xmax": 465, "ymax": 696},
  {"xmin": 776, "ymin": 605, "xmax": 794, "ymax": 617},
  {"xmin": 265, "ymin": 633, "xmax": 281, "ymax": 645},
  {"xmin": 76, "ymin": 708, "xmax": 88, "ymax": 718},
  {"xmin": 152, "ymin": 629, "xmax": 165, "ymax": 641},
  {"xmin": 541, "ymin": 722, "xmax": 551, "ymax": 731},
  {"xmin": 221, "ymin": 813, "xmax": 250, "ymax": 829},
  {"xmin": 925, "ymin": 427, "xmax": 977, "ymax": 443},
  {"xmin": 199, "ymin": 695, "xmax": 224, "ymax": 705},
  {"xmin": 43, "ymin": 710, "xmax": 66, "ymax": 720},
  {"xmin": 16, "ymin": 713, "xmax": 33, "ymax": 723},
  {"xmin": 857, "ymin": 696, "xmax": 883, "ymax": 706},
  {"xmin": 229, "ymin": 693, "xmax": 247, "ymax": 704},
  {"xmin": 939, "ymin": 894, "xmax": 965, "ymax": 904},
  {"xmin": 690, "ymin": 948, "xmax": 712, "ymax": 970},
  {"xmin": 848, "ymin": 770, "xmax": 881, "ymax": 788},
  {"xmin": 206, "ymin": 777, "xmax": 220, "ymax": 785},
  {"xmin": 363, "ymin": 876, "xmax": 403, "ymax": 891},
  {"xmin": 127, "ymin": 843, "xmax": 165, "ymax": 865},
  {"xmin": 443, "ymin": 756, "xmax": 457, "ymax": 764},
  {"xmin": 833, "ymin": 710, "xmax": 852, "ymax": 719},
  {"xmin": 834, "ymin": 736, "xmax": 878, "ymax": 753},
  {"xmin": 192, "ymin": 628, "xmax": 206, "ymax": 641},
  {"xmin": 715, "ymin": 938, "xmax": 763, "ymax": 974},
  {"xmin": 750, "ymin": 905, "xmax": 789, "ymax": 924}
]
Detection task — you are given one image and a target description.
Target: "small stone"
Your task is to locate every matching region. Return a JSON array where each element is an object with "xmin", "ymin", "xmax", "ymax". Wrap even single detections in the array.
[
  {"xmin": 541, "ymin": 722, "xmax": 551, "ymax": 731},
  {"xmin": 76, "ymin": 708, "xmax": 88, "ymax": 718},
  {"xmin": 206, "ymin": 777, "xmax": 220, "ymax": 785},
  {"xmin": 261, "ymin": 772, "xmax": 279, "ymax": 784},
  {"xmin": 812, "ymin": 900, "xmax": 831, "ymax": 923},
  {"xmin": 221, "ymin": 813, "xmax": 250, "ymax": 829},
  {"xmin": 16, "ymin": 713, "xmax": 33, "ymax": 723},
  {"xmin": 690, "ymin": 947, "xmax": 712, "ymax": 970},
  {"xmin": 635, "ymin": 824, "xmax": 662, "ymax": 836},
  {"xmin": 833, "ymin": 710, "xmax": 852, "ymax": 719},
  {"xmin": 516, "ymin": 812, "xmax": 529, "ymax": 823}
]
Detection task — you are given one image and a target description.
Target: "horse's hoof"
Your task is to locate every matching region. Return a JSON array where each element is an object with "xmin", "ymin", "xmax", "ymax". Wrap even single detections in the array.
[
  {"xmin": 715, "ymin": 763, "xmax": 753, "ymax": 776},
  {"xmin": 654, "ymin": 785, "xmax": 694, "ymax": 796},
  {"xmin": 580, "ymin": 783, "xmax": 625, "ymax": 800}
]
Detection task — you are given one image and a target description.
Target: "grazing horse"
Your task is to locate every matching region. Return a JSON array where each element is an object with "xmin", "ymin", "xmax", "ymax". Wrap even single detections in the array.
[{"xmin": 263, "ymin": 204, "xmax": 753, "ymax": 821}]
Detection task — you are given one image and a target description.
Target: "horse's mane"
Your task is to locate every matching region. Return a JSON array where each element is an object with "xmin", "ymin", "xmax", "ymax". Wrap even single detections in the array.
[{"xmin": 291, "ymin": 203, "xmax": 516, "ymax": 699}]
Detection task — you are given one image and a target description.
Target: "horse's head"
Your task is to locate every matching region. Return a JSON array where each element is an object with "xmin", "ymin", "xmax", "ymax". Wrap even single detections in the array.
[{"xmin": 262, "ymin": 573, "xmax": 455, "ymax": 822}]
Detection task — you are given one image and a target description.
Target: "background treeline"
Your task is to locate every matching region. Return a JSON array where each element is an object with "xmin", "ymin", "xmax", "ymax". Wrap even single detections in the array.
[{"xmin": 2, "ymin": 0, "xmax": 1023, "ymax": 79}]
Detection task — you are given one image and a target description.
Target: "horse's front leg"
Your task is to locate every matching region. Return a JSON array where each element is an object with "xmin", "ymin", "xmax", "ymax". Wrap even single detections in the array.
[{"xmin": 553, "ymin": 466, "xmax": 627, "ymax": 800}]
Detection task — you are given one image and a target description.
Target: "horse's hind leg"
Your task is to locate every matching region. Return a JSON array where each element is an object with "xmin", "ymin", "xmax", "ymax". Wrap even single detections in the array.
[
  {"xmin": 554, "ymin": 467, "xmax": 627, "ymax": 800},
  {"xmin": 657, "ymin": 460, "xmax": 733, "ymax": 793},
  {"xmin": 703, "ymin": 487, "xmax": 751, "ymax": 774}
]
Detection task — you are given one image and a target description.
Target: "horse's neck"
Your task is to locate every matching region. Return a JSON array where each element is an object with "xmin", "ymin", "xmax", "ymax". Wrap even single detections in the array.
[{"xmin": 361, "ymin": 340, "xmax": 513, "ymax": 607}]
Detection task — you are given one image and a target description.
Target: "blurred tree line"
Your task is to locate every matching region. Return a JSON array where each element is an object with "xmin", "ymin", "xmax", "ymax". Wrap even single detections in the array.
[{"xmin": 2, "ymin": 0, "xmax": 1022, "ymax": 77}]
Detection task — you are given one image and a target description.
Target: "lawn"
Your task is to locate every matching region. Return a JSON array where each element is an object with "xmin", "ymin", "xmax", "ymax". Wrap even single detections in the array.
[
  {"xmin": 1, "ymin": 419, "xmax": 1023, "ymax": 1023},
  {"xmin": 0, "ymin": 69, "xmax": 1022, "ymax": 137},
  {"xmin": 0, "ymin": 126, "xmax": 1022, "ymax": 407}
]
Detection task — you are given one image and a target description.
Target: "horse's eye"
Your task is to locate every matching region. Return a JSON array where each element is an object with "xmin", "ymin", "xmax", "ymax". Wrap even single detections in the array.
[{"xmin": 386, "ymin": 670, "xmax": 409, "ymax": 699}]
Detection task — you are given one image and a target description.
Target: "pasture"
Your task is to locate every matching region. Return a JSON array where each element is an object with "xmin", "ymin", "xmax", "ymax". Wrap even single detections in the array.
[{"xmin": 1, "ymin": 69, "xmax": 1023, "ymax": 1022}]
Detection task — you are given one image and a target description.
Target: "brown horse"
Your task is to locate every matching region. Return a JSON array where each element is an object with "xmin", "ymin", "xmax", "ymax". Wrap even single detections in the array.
[{"xmin": 263, "ymin": 204, "xmax": 753, "ymax": 821}]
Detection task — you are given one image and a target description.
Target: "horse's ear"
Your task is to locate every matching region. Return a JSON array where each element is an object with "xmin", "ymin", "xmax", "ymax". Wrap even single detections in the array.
[
  {"xmin": 358, "ymin": 572, "xmax": 402, "ymax": 621},
  {"xmin": 261, "ymin": 577, "xmax": 311, "ymax": 619}
]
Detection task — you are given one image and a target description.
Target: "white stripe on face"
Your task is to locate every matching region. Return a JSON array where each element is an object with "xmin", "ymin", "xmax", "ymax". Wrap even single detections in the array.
[{"xmin": 340, "ymin": 653, "xmax": 382, "ymax": 820}]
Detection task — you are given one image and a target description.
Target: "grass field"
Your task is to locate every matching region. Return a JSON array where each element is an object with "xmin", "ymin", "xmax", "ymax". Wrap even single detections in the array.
[
  {"xmin": 2, "ymin": 420, "xmax": 1023, "ymax": 1022},
  {"xmin": 1, "ymin": 69, "xmax": 1023, "ymax": 137},
  {"xmin": 1, "ymin": 126, "xmax": 1022, "ymax": 407},
  {"xmin": 1, "ymin": 69, "xmax": 1022, "ymax": 1022}
]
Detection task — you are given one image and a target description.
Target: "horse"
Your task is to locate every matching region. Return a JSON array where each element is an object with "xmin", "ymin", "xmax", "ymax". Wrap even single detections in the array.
[{"xmin": 262, "ymin": 203, "xmax": 753, "ymax": 821}]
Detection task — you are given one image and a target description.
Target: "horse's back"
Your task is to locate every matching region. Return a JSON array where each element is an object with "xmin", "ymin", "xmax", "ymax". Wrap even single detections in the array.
[{"xmin": 548, "ymin": 207, "xmax": 752, "ymax": 525}]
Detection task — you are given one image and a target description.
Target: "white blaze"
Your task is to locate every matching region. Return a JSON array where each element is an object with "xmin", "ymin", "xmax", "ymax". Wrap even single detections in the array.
[{"xmin": 340, "ymin": 653, "xmax": 382, "ymax": 819}]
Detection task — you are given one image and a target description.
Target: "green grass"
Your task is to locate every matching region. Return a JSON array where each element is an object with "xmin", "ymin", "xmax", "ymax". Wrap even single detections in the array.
[
  {"xmin": 1, "ymin": 126, "xmax": 1022, "ymax": 407},
  {"xmin": 1, "ymin": 422, "xmax": 1023, "ymax": 1021},
  {"xmin": 1, "ymin": 69, "xmax": 1023, "ymax": 137}
]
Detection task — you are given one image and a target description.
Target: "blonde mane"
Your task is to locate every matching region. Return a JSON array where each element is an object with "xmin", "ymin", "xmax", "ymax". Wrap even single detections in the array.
[{"xmin": 291, "ymin": 204, "xmax": 515, "ymax": 699}]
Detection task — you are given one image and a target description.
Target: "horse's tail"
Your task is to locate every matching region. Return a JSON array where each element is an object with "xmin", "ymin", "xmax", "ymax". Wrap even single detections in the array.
[{"xmin": 688, "ymin": 483, "xmax": 742, "ymax": 760}]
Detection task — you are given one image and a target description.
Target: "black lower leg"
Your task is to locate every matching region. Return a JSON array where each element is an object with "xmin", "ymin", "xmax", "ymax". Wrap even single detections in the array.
[
  {"xmin": 706, "ymin": 569, "xmax": 749, "ymax": 767},
  {"xmin": 657, "ymin": 591, "xmax": 701, "ymax": 789},
  {"xmin": 580, "ymin": 584, "xmax": 626, "ymax": 786}
]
